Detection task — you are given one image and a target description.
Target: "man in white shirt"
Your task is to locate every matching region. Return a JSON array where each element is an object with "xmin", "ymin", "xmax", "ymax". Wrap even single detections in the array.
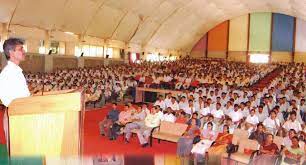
[
  {"xmin": 211, "ymin": 103, "xmax": 224, "ymax": 123},
  {"xmin": 263, "ymin": 110, "xmax": 280, "ymax": 135},
  {"xmin": 164, "ymin": 93, "xmax": 172, "ymax": 108},
  {"xmin": 245, "ymin": 109, "xmax": 259, "ymax": 131},
  {"xmin": 178, "ymin": 96, "xmax": 189, "ymax": 111},
  {"xmin": 162, "ymin": 107, "xmax": 176, "ymax": 123},
  {"xmin": 0, "ymin": 38, "xmax": 30, "ymax": 106},
  {"xmin": 228, "ymin": 104, "xmax": 243, "ymax": 126},
  {"xmin": 283, "ymin": 111, "xmax": 302, "ymax": 133},
  {"xmin": 168, "ymin": 97, "xmax": 179, "ymax": 111},
  {"xmin": 136, "ymin": 107, "xmax": 162, "ymax": 147},
  {"xmin": 0, "ymin": 38, "xmax": 30, "ymax": 148},
  {"xmin": 154, "ymin": 95, "xmax": 166, "ymax": 110}
]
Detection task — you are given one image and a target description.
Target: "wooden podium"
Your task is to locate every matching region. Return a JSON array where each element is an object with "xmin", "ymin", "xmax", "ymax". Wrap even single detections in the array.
[{"xmin": 7, "ymin": 89, "xmax": 85, "ymax": 157}]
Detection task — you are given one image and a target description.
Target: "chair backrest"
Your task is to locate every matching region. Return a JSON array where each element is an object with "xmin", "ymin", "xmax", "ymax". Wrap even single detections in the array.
[
  {"xmin": 238, "ymin": 139, "xmax": 259, "ymax": 153},
  {"xmin": 273, "ymin": 136, "xmax": 284, "ymax": 150},
  {"xmin": 159, "ymin": 121, "xmax": 188, "ymax": 136},
  {"xmin": 232, "ymin": 129, "xmax": 249, "ymax": 145}
]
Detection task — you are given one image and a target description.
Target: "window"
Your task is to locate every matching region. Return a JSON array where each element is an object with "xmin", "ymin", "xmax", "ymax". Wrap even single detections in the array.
[
  {"xmin": 97, "ymin": 47, "xmax": 103, "ymax": 57},
  {"xmin": 104, "ymin": 47, "xmax": 113, "ymax": 58},
  {"xmin": 131, "ymin": 53, "xmax": 137, "ymax": 63},
  {"xmin": 75, "ymin": 46, "xmax": 82, "ymax": 57},
  {"xmin": 59, "ymin": 42, "xmax": 65, "ymax": 55},
  {"xmin": 38, "ymin": 40, "xmax": 45, "ymax": 54},
  {"xmin": 169, "ymin": 56, "xmax": 176, "ymax": 61},
  {"xmin": 249, "ymin": 54, "xmax": 269, "ymax": 63},
  {"xmin": 146, "ymin": 53, "xmax": 159, "ymax": 62},
  {"xmin": 82, "ymin": 45, "xmax": 90, "ymax": 56},
  {"xmin": 74, "ymin": 45, "xmax": 104, "ymax": 57},
  {"xmin": 50, "ymin": 41, "xmax": 59, "ymax": 54},
  {"xmin": 90, "ymin": 45, "xmax": 97, "ymax": 57}
]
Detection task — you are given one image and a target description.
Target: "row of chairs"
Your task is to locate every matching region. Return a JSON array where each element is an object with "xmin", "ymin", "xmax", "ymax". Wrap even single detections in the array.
[{"xmin": 220, "ymin": 129, "xmax": 305, "ymax": 165}]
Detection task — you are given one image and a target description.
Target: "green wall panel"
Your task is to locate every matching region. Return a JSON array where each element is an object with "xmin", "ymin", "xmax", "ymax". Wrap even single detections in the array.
[{"xmin": 249, "ymin": 13, "xmax": 272, "ymax": 52}]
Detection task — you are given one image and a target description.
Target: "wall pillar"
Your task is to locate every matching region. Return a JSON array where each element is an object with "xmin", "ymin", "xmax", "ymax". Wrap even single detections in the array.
[
  {"xmin": 44, "ymin": 55, "xmax": 53, "ymax": 72},
  {"xmin": 78, "ymin": 57, "xmax": 84, "ymax": 68}
]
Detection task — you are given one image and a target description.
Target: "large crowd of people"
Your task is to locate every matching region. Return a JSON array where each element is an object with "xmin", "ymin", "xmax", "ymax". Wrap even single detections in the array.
[
  {"xmin": 15, "ymin": 57, "xmax": 305, "ymax": 164},
  {"xmin": 25, "ymin": 58, "xmax": 276, "ymax": 104},
  {"xmin": 97, "ymin": 61, "xmax": 305, "ymax": 164}
]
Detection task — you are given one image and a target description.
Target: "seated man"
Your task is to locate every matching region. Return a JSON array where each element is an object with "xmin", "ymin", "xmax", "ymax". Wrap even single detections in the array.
[
  {"xmin": 244, "ymin": 109, "xmax": 259, "ymax": 132},
  {"xmin": 154, "ymin": 95, "xmax": 166, "ymax": 110},
  {"xmin": 162, "ymin": 107, "xmax": 176, "ymax": 123},
  {"xmin": 228, "ymin": 104, "xmax": 243, "ymax": 128},
  {"xmin": 249, "ymin": 123, "xmax": 266, "ymax": 144},
  {"xmin": 99, "ymin": 103, "xmax": 120, "ymax": 138},
  {"xmin": 135, "ymin": 106, "xmax": 162, "ymax": 147},
  {"xmin": 109, "ymin": 104, "xmax": 132, "ymax": 140},
  {"xmin": 283, "ymin": 111, "xmax": 303, "ymax": 134},
  {"xmin": 123, "ymin": 105, "xmax": 146, "ymax": 143}
]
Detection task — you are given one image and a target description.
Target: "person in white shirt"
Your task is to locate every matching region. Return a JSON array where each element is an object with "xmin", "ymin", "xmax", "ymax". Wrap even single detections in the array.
[
  {"xmin": 183, "ymin": 99, "xmax": 196, "ymax": 116},
  {"xmin": 168, "ymin": 97, "xmax": 179, "ymax": 111},
  {"xmin": 154, "ymin": 95, "xmax": 166, "ymax": 110},
  {"xmin": 256, "ymin": 105, "xmax": 268, "ymax": 122},
  {"xmin": 210, "ymin": 103, "xmax": 224, "ymax": 124},
  {"xmin": 178, "ymin": 96, "xmax": 189, "ymax": 111},
  {"xmin": 283, "ymin": 111, "xmax": 302, "ymax": 133},
  {"xmin": 199, "ymin": 101, "xmax": 211, "ymax": 124},
  {"xmin": 0, "ymin": 38, "xmax": 30, "ymax": 106},
  {"xmin": 195, "ymin": 97, "xmax": 204, "ymax": 112},
  {"xmin": 245, "ymin": 109, "xmax": 259, "ymax": 132},
  {"xmin": 162, "ymin": 107, "xmax": 176, "ymax": 123},
  {"xmin": 136, "ymin": 106, "xmax": 162, "ymax": 147},
  {"xmin": 0, "ymin": 38, "xmax": 31, "ymax": 148},
  {"xmin": 223, "ymin": 101, "xmax": 233, "ymax": 116},
  {"xmin": 282, "ymin": 129, "xmax": 305, "ymax": 149},
  {"xmin": 164, "ymin": 93, "xmax": 172, "ymax": 108},
  {"xmin": 263, "ymin": 110, "xmax": 280, "ymax": 135},
  {"xmin": 228, "ymin": 104, "xmax": 243, "ymax": 127}
]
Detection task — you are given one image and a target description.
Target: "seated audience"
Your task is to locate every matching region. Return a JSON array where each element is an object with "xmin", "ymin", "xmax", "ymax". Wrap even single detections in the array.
[
  {"xmin": 250, "ymin": 133, "xmax": 279, "ymax": 165},
  {"xmin": 177, "ymin": 118, "xmax": 201, "ymax": 157},
  {"xmin": 99, "ymin": 103, "xmax": 120, "ymax": 139},
  {"xmin": 207, "ymin": 125, "xmax": 233, "ymax": 165}
]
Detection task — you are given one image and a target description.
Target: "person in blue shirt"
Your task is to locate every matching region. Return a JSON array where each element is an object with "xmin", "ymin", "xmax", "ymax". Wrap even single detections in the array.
[
  {"xmin": 99, "ymin": 103, "xmax": 120, "ymax": 139},
  {"xmin": 187, "ymin": 112, "xmax": 201, "ymax": 127}
]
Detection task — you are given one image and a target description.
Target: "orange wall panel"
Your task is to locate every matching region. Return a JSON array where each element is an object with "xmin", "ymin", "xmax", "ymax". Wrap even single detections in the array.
[{"xmin": 207, "ymin": 21, "xmax": 229, "ymax": 51}]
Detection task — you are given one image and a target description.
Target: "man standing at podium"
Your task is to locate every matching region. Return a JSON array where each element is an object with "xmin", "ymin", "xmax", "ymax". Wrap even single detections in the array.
[{"xmin": 0, "ymin": 38, "xmax": 30, "ymax": 148}]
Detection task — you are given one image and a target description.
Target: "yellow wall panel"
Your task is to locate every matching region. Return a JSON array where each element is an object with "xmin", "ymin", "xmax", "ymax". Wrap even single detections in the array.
[
  {"xmin": 228, "ymin": 15, "xmax": 249, "ymax": 51},
  {"xmin": 271, "ymin": 52, "xmax": 292, "ymax": 63},
  {"xmin": 228, "ymin": 51, "xmax": 247, "ymax": 62},
  {"xmin": 294, "ymin": 52, "xmax": 306, "ymax": 63}
]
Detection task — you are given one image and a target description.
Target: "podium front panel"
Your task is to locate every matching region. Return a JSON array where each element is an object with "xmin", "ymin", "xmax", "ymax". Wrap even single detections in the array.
[{"xmin": 9, "ymin": 111, "xmax": 80, "ymax": 156}]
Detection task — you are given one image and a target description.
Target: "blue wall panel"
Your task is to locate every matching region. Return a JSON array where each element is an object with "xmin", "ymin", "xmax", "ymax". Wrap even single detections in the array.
[{"xmin": 272, "ymin": 13, "xmax": 295, "ymax": 51}]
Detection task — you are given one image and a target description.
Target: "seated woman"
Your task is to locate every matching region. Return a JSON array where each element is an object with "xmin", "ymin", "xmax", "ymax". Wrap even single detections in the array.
[
  {"xmin": 191, "ymin": 122, "xmax": 217, "ymax": 161},
  {"xmin": 175, "ymin": 111, "xmax": 188, "ymax": 124},
  {"xmin": 282, "ymin": 136, "xmax": 304, "ymax": 164},
  {"xmin": 177, "ymin": 118, "xmax": 201, "ymax": 157},
  {"xmin": 207, "ymin": 125, "xmax": 233, "ymax": 165},
  {"xmin": 186, "ymin": 112, "xmax": 201, "ymax": 128},
  {"xmin": 251, "ymin": 133, "xmax": 279, "ymax": 165}
]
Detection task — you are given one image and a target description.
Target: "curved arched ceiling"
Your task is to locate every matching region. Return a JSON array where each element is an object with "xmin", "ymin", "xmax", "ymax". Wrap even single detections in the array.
[{"xmin": 0, "ymin": 0, "xmax": 305, "ymax": 52}]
